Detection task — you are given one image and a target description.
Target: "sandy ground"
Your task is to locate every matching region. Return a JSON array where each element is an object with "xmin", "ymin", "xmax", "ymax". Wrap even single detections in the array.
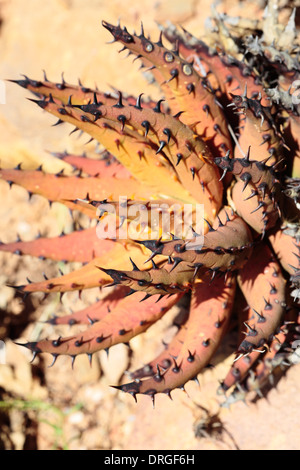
[{"xmin": 0, "ymin": 0, "xmax": 300, "ymax": 450}]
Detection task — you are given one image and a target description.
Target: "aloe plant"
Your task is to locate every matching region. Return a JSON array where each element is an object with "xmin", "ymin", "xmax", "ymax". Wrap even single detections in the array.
[{"xmin": 1, "ymin": 13, "xmax": 300, "ymax": 407}]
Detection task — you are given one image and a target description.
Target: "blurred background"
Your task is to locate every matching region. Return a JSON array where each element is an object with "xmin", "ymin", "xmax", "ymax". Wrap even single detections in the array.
[{"xmin": 0, "ymin": 0, "xmax": 299, "ymax": 450}]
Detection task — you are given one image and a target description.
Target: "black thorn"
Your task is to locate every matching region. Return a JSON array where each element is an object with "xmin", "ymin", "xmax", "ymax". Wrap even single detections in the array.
[
  {"xmin": 170, "ymin": 258, "xmax": 182, "ymax": 272},
  {"xmin": 192, "ymin": 263, "xmax": 203, "ymax": 280},
  {"xmin": 14, "ymin": 341, "xmax": 41, "ymax": 353},
  {"xmin": 173, "ymin": 110, "xmax": 184, "ymax": 119},
  {"xmin": 167, "ymin": 68, "xmax": 179, "ymax": 83},
  {"xmin": 217, "ymin": 215, "xmax": 224, "ymax": 227},
  {"xmin": 204, "ymin": 218, "xmax": 215, "ymax": 232},
  {"xmin": 186, "ymin": 83, "xmax": 195, "ymax": 94},
  {"xmin": 156, "ymin": 140, "xmax": 167, "ymax": 154},
  {"xmin": 129, "ymin": 257, "xmax": 140, "ymax": 271},
  {"xmin": 163, "ymin": 128, "xmax": 171, "ymax": 143},
  {"xmin": 240, "ymin": 172, "xmax": 252, "ymax": 191},
  {"xmin": 151, "ymin": 259, "xmax": 158, "ymax": 269},
  {"xmin": 263, "ymin": 297, "xmax": 272, "ymax": 310},
  {"xmin": 113, "ymin": 91, "xmax": 124, "ymax": 108},
  {"xmin": 176, "ymin": 153, "xmax": 183, "ymax": 166},
  {"xmin": 253, "ymin": 309, "xmax": 266, "ymax": 323},
  {"xmin": 153, "ymin": 99, "xmax": 164, "ymax": 113},
  {"xmin": 243, "ymin": 322, "xmax": 258, "ymax": 337},
  {"xmin": 250, "ymin": 201, "xmax": 265, "ymax": 214},
  {"xmin": 203, "ymin": 104, "xmax": 210, "ymax": 116},
  {"xmin": 42, "ymin": 70, "xmax": 49, "ymax": 82},
  {"xmin": 135, "ymin": 93, "xmax": 143, "ymax": 110},
  {"xmin": 135, "ymin": 239, "xmax": 163, "ymax": 253},
  {"xmin": 172, "ymin": 358, "xmax": 181, "ymax": 373},
  {"xmin": 117, "ymin": 114, "xmax": 126, "ymax": 131},
  {"xmin": 140, "ymin": 293, "xmax": 152, "ymax": 302},
  {"xmin": 141, "ymin": 120, "xmax": 150, "ymax": 137},
  {"xmin": 52, "ymin": 118, "xmax": 64, "ymax": 127},
  {"xmin": 187, "ymin": 350, "xmax": 195, "ymax": 362},
  {"xmin": 48, "ymin": 354, "xmax": 58, "ymax": 368}
]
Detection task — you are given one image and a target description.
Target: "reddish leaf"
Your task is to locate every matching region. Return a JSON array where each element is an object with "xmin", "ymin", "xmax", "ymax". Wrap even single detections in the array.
[{"xmin": 0, "ymin": 227, "xmax": 116, "ymax": 263}]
